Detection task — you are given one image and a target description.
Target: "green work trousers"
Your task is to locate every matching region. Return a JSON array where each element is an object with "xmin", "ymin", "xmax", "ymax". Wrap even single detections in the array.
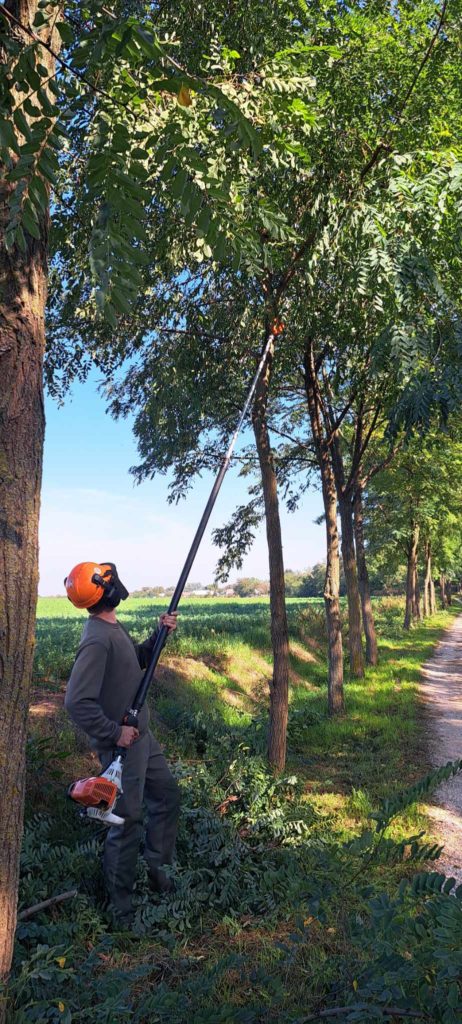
[{"xmin": 99, "ymin": 731, "xmax": 181, "ymax": 918}]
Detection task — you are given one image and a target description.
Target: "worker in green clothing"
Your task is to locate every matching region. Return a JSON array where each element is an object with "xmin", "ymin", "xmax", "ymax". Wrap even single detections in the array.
[{"xmin": 64, "ymin": 560, "xmax": 180, "ymax": 926}]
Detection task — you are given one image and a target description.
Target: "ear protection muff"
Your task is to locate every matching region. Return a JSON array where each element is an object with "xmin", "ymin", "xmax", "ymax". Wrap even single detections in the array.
[{"xmin": 91, "ymin": 563, "xmax": 129, "ymax": 608}]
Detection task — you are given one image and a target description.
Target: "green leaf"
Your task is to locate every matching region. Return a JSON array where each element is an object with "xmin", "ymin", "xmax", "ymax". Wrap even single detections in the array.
[
  {"xmin": 56, "ymin": 22, "xmax": 74, "ymax": 44},
  {"xmin": 13, "ymin": 109, "xmax": 32, "ymax": 141},
  {"xmin": 22, "ymin": 201, "xmax": 41, "ymax": 239},
  {"xmin": 133, "ymin": 28, "xmax": 163, "ymax": 59},
  {"xmin": 37, "ymin": 151, "xmax": 57, "ymax": 185},
  {"xmin": 23, "ymin": 98, "xmax": 42, "ymax": 118},
  {"xmin": 171, "ymin": 168, "xmax": 188, "ymax": 199},
  {"xmin": 8, "ymin": 153, "xmax": 35, "ymax": 182},
  {"xmin": 37, "ymin": 88, "xmax": 57, "ymax": 116},
  {"xmin": 111, "ymin": 287, "xmax": 133, "ymax": 315},
  {"xmin": 16, "ymin": 224, "xmax": 27, "ymax": 252},
  {"xmin": 0, "ymin": 119, "xmax": 19, "ymax": 154},
  {"xmin": 29, "ymin": 174, "xmax": 48, "ymax": 212}
]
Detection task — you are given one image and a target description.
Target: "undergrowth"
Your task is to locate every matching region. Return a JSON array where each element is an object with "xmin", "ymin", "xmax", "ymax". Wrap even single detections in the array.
[{"xmin": 8, "ymin": 598, "xmax": 461, "ymax": 1022}]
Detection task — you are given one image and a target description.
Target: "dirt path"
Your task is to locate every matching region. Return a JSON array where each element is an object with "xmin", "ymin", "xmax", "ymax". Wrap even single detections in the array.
[{"xmin": 420, "ymin": 612, "xmax": 462, "ymax": 884}]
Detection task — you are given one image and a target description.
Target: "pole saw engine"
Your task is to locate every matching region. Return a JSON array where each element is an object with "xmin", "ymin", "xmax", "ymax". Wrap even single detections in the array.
[
  {"xmin": 66, "ymin": 322, "xmax": 284, "ymax": 828},
  {"xmin": 68, "ymin": 755, "xmax": 124, "ymax": 825}
]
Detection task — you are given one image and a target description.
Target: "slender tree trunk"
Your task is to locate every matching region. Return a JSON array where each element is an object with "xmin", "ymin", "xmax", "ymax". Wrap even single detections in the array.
[
  {"xmin": 252, "ymin": 340, "xmax": 289, "ymax": 771},
  {"xmin": 353, "ymin": 485, "xmax": 378, "ymax": 666},
  {"xmin": 423, "ymin": 541, "xmax": 432, "ymax": 618},
  {"xmin": 430, "ymin": 577, "xmax": 436, "ymax": 615},
  {"xmin": 304, "ymin": 342, "xmax": 344, "ymax": 715},
  {"xmin": 403, "ymin": 524, "xmax": 420, "ymax": 630},
  {"xmin": 447, "ymin": 580, "xmax": 452, "ymax": 606},
  {"xmin": 338, "ymin": 491, "xmax": 364, "ymax": 677},
  {"xmin": 0, "ymin": 2, "xmax": 59, "ymax": 992},
  {"xmin": 413, "ymin": 564, "xmax": 423, "ymax": 622},
  {"xmin": 440, "ymin": 573, "xmax": 448, "ymax": 610}
]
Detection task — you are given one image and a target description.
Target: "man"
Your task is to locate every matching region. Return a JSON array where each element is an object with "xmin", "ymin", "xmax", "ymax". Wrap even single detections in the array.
[{"xmin": 64, "ymin": 560, "xmax": 180, "ymax": 926}]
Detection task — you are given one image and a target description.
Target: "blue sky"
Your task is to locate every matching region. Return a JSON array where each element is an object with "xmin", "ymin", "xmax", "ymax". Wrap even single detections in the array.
[{"xmin": 39, "ymin": 371, "xmax": 326, "ymax": 595}]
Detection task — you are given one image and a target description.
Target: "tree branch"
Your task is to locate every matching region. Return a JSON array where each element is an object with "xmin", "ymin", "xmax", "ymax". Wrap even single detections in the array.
[
  {"xmin": 298, "ymin": 1004, "xmax": 428, "ymax": 1022},
  {"xmin": 17, "ymin": 889, "xmax": 78, "ymax": 922}
]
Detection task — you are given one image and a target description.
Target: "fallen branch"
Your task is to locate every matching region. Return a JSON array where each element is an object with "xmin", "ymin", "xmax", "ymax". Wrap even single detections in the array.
[
  {"xmin": 297, "ymin": 1006, "xmax": 428, "ymax": 1022},
  {"xmin": 17, "ymin": 889, "xmax": 78, "ymax": 922}
]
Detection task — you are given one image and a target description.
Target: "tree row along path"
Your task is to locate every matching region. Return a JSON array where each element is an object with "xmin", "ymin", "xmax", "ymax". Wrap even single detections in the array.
[{"xmin": 420, "ymin": 613, "xmax": 462, "ymax": 885}]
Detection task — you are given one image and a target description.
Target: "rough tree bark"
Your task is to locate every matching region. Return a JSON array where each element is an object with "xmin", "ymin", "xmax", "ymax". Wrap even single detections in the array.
[
  {"xmin": 0, "ymin": 0, "xmax": 59, "ymax": 991},
  {"xmin": 353, "ymin": 485, "xmax": 378, "ymax": 665},
  {"xmin": 304, "ymin": 341, "xmax": 344, "ymax": 715},
  {"xmin": 403, "ymin": 524, "xmax": 420, "ymax": 630},
  {"xmin": 252, "ymin": 338, "xmax": 289, "ymax": 771}
]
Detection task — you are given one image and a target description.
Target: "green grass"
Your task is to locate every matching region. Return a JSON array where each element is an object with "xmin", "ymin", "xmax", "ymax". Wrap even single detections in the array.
[
  {"xmin": 19, "ymin": 594, "xmax": 460, "ymax": 1024},
  {"xmin": 32, "ymin": 595, "xmax": 458, "ymax": 837}
]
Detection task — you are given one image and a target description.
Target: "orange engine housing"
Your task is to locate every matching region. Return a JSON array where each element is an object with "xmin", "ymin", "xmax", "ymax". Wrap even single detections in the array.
[{"xmin": 68, "ymin": 776, "xmax": 118, "ymax": 810}]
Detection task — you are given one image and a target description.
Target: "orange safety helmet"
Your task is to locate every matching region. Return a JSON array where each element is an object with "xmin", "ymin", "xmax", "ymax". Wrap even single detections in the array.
[{"xmin": 64, "ymin": 562, "xmax": 117, "ymax": 609}]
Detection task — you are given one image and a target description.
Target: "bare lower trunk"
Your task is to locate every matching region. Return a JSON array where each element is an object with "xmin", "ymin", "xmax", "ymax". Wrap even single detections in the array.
[
  {"xmin": 440, "ymin": 573, "xmax": 448, "ymax": 610},
  {"xmin": 0, "ymin": 2, "xmax": 58, "ymax": 991},
  {"xmin": 404, "ymin": 524, "xmax": 420, "ymax": 630},
  {"xmin": 323, "ymin": 484, "xmax": 345, "ymax": 714},
  {"xmin": 304, "ymin": 341, "xmax": 344, "ymax": 715},
  {"xmin": 338, "ymin": 492, "xmax": 364, "ymax": 678},
  {"xmin": 423, "ymin": 541, "xmax": 432, "ymax": 618},
  {"xmin": 252, "ymin": 340, "xmax": 289, "ymax": 771},
  {"xmin": 447, "ymin": 581, "xmax": 452, "ymax": 606},
  {"xmin": 353, "ymin": 486, "xmax": 378, "ymax": 665},
  {"xmin": 413, "ymin": 564, "xmax": 423, "ymax": 622},
  {"xmin": 430, "ymin": 577, "xmax": 436, "ymax": 615}
]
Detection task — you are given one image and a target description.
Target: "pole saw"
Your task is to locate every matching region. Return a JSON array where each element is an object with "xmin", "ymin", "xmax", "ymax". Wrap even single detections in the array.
[{"xmin": 68, "ymin": 321, "xmax": 284, "ymax": 826}]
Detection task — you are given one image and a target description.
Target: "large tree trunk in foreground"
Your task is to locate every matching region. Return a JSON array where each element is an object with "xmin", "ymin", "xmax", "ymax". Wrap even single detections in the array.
[
  {"xmin": 338, "ymin": 492, "xmax": 364, "ymax": 678},
  {"xmin": 304, "ymin": 342, "xmax": 344, "ymax": 715},
  {"xmin": 252, "ymin": 340, "xmax": 289, "ymax": 771},
  {"xmin": 353, "ymin": 486, "xmax": 378, "ymax": 666},
  {"xmin": 0, "ymin": 191, "xmax": 47, "ymax": 980},
  {"xmin": 0, "ymin": 1, "xmax": 58, "ymax": 992},
  {"xmin": 404, "ymin": 524, "xmax": 420, "ymax": 630}
]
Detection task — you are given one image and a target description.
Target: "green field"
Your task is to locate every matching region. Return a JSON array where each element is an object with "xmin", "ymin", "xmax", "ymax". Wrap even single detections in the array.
[{"xmin": 13, "ymin": 596, "xmax": 458, "ymax": 1023}]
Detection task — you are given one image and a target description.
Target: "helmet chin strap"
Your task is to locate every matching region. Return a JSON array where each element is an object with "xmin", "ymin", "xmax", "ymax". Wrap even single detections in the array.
[{"xmin": 92, "ymin": 564, "xmax": 129, "ymax": 607}]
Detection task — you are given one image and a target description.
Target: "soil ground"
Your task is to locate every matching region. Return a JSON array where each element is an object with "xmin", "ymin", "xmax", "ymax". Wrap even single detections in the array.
[{"xmin": 421, "ymin": 611, "xmax": 462, "ymax": 884}]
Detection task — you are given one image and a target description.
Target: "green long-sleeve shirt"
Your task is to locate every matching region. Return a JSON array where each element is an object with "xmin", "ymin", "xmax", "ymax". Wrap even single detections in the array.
[{"xmin": 64, "ymin": 616, "xmax": 158, "ymax": 751}]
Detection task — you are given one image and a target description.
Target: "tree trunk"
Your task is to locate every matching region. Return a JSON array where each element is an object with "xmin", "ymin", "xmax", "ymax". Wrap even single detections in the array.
[
  {"xmin": 430, "ymin": 577, "xmax": 436, "ymax": 615},
  {"xmin": 440, "ymin": 573, "xmax": 448, "ymax": 610},
  {"xmin": 0, "ymin": 1, "xmax": 58, "ymax": 991},
  {"xmin": 404, "ymin": 525, "xmax": 420, "ymax": 630},
  {"xmin": 252, "ymin": 340, "xmax": 289, "ymax": 771},
  {"xmin": 447, "ymin": 580, "xmax": 452, "ymax": 606},
  {"xmin": 304, "ymin": 342, "xmax": 344, "ymax": 715},
  {"xmin": 413, "ymin": 563, "xmax": 423, "ymax": 622},
  {"xmin": 338, "ymin": 491, "xmax": 364, "ymax": 678},
  {"xmin": 353, "ymin": 486, "xmax": 378, "ymax": 666},
  {"xmin": 423, "ymin": 541, "xmax": 432, "ymax": 618}
]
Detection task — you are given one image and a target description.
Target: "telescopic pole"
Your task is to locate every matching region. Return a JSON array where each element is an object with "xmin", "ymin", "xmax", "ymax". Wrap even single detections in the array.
[{"xmin": 127, "ymin": 325, "xmax": 281, "ymax": 718}]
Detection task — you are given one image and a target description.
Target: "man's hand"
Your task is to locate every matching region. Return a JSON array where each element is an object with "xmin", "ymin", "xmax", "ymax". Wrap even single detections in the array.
[
  {"xmin": 159, "ymin": 611, "xmax": 178, "ymax": 634},
  {"xmin": 118, "ymin": 726, "xmax": 139, "ymax": 747}
]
